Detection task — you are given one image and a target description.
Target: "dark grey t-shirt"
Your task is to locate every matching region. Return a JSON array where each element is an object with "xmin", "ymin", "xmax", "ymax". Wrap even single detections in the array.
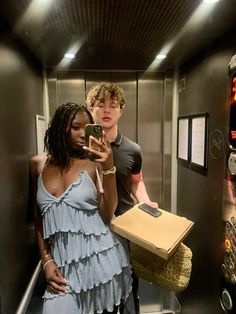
[{"xmin": 111, "ymin": 132, "xmax": 142, "ymax": 216}]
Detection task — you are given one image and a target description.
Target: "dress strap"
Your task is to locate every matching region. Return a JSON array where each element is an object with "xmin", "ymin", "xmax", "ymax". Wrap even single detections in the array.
[{"xmin": 95, "ymin": 166, "xmax": 104, "ymax": 194}]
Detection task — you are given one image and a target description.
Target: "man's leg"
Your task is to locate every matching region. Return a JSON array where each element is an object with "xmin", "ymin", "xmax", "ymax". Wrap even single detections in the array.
[
  {"xmin": 131, "ymin": 272, "xmax": 140, "ymax": 314},
  {"xmin": 119, "ymin": 273, "xmax": 139, "ymax": 314}
]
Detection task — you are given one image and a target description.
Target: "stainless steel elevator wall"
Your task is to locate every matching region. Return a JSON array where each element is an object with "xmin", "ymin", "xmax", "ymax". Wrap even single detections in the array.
[
  {"xmin": 0, "ymin": 20, "xmax": 43, "ymax": 314},
  {"xmin": 177, "ymin": 47, "xmax": 234, "ymax": 313}
]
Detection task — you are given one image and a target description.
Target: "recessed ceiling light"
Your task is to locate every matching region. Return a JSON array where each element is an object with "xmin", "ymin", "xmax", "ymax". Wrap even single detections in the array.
[
  {"xmin": 203, "ymin": 0, "xmax": 219, "ymax": 3},
  {"xmin": 155, "ymin": 54, "xmax": 167, "ymax": 60},
  {"xmin": 64, "ymin": 53, "xmax": 75, "ymax": 59}
]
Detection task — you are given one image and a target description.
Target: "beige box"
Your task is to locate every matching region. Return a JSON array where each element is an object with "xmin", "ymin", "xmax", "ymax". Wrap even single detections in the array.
[{"xmin": 110, "ymin": 203, "xmax": 194, "ymax": 260}]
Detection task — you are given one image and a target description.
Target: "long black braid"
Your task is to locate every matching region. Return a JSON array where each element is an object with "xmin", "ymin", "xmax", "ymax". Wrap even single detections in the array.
[{"xmin": 44, "ymin": 102, "xmax": 93, "ymax": 169}]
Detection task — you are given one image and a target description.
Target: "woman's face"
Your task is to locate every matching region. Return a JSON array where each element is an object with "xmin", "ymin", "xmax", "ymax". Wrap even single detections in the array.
[{"xmin": 69, "ymin": 111, "xmax": 91, "ymax": 151}]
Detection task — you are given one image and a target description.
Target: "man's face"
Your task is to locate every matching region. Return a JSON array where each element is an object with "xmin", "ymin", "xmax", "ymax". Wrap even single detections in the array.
[{"xmin": 89, "ymin": 95, "xmax": 123, "ymax": 130}]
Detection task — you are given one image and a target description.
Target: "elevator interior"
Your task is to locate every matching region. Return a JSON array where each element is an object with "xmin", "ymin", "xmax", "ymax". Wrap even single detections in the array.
[{"xmin": 1, "ymin": 1, "xmax": 236, "ymax": 313}]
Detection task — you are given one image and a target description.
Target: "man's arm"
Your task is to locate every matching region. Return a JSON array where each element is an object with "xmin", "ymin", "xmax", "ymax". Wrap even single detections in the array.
[{"xmin": 131, "ymin": 171, "xmax": 159, "ymax": 207}]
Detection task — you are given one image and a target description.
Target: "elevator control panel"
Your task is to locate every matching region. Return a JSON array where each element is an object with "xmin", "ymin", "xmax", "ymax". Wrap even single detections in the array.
[
  {"xmin": 222, "ymin": 218, "xmax": 236, "ymax": 284},
  {"xmin": 229, "ymin": 74, "xmax": 236, "ymax": 150},
  {"xmin": 220, "ymin": 54, "xmax": 236, "ymax": 313}
]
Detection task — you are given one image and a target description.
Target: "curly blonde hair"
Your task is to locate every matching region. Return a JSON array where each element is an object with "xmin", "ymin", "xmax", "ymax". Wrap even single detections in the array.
[{"xmin": 86, "ymin": 82, "xmax": 125, "ymax": 109}]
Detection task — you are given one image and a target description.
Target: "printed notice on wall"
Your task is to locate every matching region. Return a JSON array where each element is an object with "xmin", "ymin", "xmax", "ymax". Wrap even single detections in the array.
[
  {"xmin": 36, "ymin": 115, "xmax": 46, "ymax": 154},
  {"xmin": 178, "ymin": 117, "xmax": 189, "ymax": 161},
  {"xmin": 191, "ymin": 116, "xmax": 207, "ymax": 167}
]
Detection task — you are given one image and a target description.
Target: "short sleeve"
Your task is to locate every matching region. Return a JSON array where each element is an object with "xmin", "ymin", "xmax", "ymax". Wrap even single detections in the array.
[{"xmin": 131, "ymin": 146, "xmax": 142, "ymax": 174}]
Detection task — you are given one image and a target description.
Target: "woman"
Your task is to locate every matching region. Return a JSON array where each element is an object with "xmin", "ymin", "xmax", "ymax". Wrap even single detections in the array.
[{"xmin": 30, "ymin": 102, "xmax": 134, "ymax": 313}]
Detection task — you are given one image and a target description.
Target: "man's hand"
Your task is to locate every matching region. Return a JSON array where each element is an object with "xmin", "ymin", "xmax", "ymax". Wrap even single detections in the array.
[{"xmin": 145, "ymin": 201, "xmax": 159, "ymax": 208}]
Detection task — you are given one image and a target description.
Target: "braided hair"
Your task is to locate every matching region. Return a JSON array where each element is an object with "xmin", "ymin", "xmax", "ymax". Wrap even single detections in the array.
[{"xmin": 44, "ymin": 102, "xmax": 93, "ymax": 169}]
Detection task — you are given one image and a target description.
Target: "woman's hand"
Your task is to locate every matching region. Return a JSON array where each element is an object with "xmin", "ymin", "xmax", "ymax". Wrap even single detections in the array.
[
  {"xmin": 44, "ymin": 261, "xmax": 70, "ymax": 294},
  {"xmin": 83, "ymin": 134, "xmax": 113, "ymax": 169}
]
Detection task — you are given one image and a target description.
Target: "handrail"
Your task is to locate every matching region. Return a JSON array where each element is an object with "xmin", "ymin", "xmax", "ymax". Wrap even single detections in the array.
[{"xmin": 15, "ymin": 260, "xmax": 41, "ymax": 314}]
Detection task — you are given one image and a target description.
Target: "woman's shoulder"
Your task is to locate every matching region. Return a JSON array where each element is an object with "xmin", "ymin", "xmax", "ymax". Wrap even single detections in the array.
[
  {"xmin": 85, "ymin": 160, "xmax": 97, "ymax": 174},
  {"xmin": 30, "ymin": 153, "xmax": 47, "ymax": 175}
]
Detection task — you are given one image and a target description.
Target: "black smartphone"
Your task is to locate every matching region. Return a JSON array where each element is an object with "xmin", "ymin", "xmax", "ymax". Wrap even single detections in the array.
[
  {"xmin": 85, "ymin": 124, "xmax": 103, "ymax": 160},
  {"xmin": 138, "ymin": 203, "xmax": 162, "ymax": 218}
]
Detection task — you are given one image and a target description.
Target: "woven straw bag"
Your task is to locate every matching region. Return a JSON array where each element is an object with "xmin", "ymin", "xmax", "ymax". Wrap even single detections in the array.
[{"xmin": 130, "ymin": 242, "xmax": 192, "ymax": 293}]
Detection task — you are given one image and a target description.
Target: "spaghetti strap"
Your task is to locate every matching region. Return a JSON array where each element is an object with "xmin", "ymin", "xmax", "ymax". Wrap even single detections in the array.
[
  {"xmin": 84, "ymin": 159, "xmax": 103, "ymax": 194},
  {"xmin": 95, "ymin": 164, "xmax": 104, "ymax": 194}
]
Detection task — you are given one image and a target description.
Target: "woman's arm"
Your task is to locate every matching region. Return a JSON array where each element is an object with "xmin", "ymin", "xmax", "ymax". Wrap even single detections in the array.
[
  {"xmin": 97, "ymin": 162, "xmax": 118, "ymax": 223},
  {"xmin": 30, "ymin": 155, "xmax": 51, "ymax": 261},
  {"xmin": 29, "ymin": 155, "xmax": 69, "ymax": 293},
  {"xmin": 84, "ymin": 136, "xmax": 118, "ymax": 223}
]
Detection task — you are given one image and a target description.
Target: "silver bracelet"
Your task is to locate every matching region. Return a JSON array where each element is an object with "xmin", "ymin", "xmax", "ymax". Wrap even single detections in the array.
[{"xmin": 102, "ymin": 166, "xmax": 116, "ymax": 175}]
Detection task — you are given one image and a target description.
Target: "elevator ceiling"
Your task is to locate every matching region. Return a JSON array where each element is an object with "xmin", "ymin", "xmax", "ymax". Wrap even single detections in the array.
[{"xmin": 0, "ymin": 0, "xmax": 236, "ymax": 71}]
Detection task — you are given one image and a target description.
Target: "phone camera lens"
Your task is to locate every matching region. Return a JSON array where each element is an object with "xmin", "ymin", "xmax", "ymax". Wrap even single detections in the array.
[{"xmin": 95, "ymin": 126, "xmax": 101, "ymax": 133}]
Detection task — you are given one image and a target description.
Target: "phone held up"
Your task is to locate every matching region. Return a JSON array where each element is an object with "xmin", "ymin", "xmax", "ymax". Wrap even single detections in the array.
[{"xmin": 85, "ymin": 124, "xmax": 103, "ymax": 160}]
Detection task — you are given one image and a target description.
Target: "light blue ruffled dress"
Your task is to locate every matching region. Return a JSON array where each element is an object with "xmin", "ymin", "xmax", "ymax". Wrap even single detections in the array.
[{"xmin": 37, "ymin": 170, "xmax": 134, "ymax": 314}]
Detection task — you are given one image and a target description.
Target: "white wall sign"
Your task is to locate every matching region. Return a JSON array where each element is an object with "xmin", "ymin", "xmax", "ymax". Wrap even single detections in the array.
[
  {"xmin": 190, "ymin": 113, "xmax": 208, "ymax": 168},
  {"xmin": 177, "ymin": 117, "xmax": 189, "ymax": 161},
  {"xmin": 35, "ymin": 115, "xmax": 46, "ymax": 154}
]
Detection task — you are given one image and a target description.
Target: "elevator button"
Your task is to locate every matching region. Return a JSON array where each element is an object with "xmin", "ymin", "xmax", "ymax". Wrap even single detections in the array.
[
  {"xmin": 225, "ymin": 239, "xmax": 231, "ymax": 250},
  {"xmin": 221, "ymin": 289, "xmax": 233, "ymax": 310},
  {"xmin": 231, "ymin": 274, "xmax": 236, "ymax": 283},
  {"xmin": 228, "ymin": 153, "xmax": 236, "ymax": 175},
  {"xmin": 222, "ymin": 264, "xmax": 228, "ymax": 278},
  {"xmin": 229, "ymin": 261, "xmax": 235, "ymax": 270},
  {"xmin": 222, "ymin": 264, "xmax": 226, "ymax": 271},
  {"xmin": 231, "ymin": 216, "xmax": 236, "ymax": 225}
]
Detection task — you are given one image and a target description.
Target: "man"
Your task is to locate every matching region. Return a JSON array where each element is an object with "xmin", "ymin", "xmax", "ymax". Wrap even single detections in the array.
[{"xmin": 86, "ymin": 82, "xmax": 158, "ymax": 314}]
